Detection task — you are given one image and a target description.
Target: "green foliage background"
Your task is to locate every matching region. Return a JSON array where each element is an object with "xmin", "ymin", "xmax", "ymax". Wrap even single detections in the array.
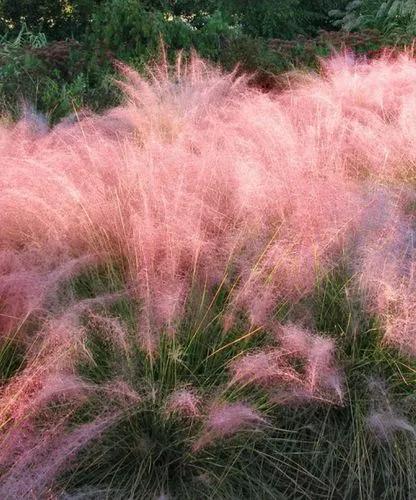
[
  {"xmin": 1, "ymin": 0, "xmax": 413, "ymax": 123},
  {"xmin": 331, "ymin": 0, "xmax": 416, "ymax": 36}
]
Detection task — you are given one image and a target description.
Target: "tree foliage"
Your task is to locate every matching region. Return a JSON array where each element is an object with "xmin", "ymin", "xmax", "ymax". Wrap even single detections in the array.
[
  {"xmin": 0, "ymin": 0, "xmax": 411, "ymax": 124},
  {"xmin": 0, "ymin": 1, "xmax": 104, "ymax": 38},
  {"xmin": 0, "ymin": 0, "xmax": 345, "ymax": 40},
  {"xmin": 331, "ymin": 0, "xmax": 416, "ymax": 36}
]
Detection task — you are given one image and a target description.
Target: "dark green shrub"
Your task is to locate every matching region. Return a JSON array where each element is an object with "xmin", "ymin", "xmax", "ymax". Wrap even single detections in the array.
[{"xmin": 0, "ymin": 24, "xmax": 119, "ymax": 123}]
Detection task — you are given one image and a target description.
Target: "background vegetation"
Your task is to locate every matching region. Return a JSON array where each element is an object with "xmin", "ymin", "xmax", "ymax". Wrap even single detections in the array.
[{"xmin": 0, "ymin": 0, "xmax": 415, "ymax": 123}]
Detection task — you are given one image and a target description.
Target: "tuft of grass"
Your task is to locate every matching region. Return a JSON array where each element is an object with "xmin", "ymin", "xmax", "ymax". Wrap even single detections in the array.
[
  {"xmin": 52, "ymin": 265, "xmax": 416, "ymax": 499},
  {"xmin": 4, "ymin": 53, "xmax": 416, "ymax": 499}
]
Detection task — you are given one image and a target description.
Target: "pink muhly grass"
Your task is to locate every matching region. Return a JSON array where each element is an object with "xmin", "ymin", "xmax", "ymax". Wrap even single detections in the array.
[
  {"xmin": 22, "ymin": 293, "xmax": 124, "ymax": 370},
  {"xmin": 0, "ymin": 252, "xmax": 102, "ymax": 338},
  {"xmin": 230, "ymin": 324, "xmax": 343, "ymax": 404},
  {"xmin": 0, "ymin": 250, "xmax": 50, "ymax": 336},
  {"xmin": 0, "ymin": 414, "xmax": 119, "ymax": 499},
  {"xmin": 4, "ymin": 52, "xmax": 416, "ymax": 352},
  {"xmin": 0, "ymin": 374, "xmax": 94, "ymax": 475},
  {"xmin": 278, "ymin": 323, "xmax": 316, "ymax": 356},
  {"xmin": 165, "ymin": 388, "xmax": 200, "ymax": 418},
  {"xmin": 355, "ymin": 189, "xmax": 416, "ymax": 355},
  {"xmin": 193, "ymin": 402, "xmax": 266, "ymax": 451},
  {"xmin": 0, "ymin": 356, "xmax": 126, "ymax": 496},
  {"xmin": 365, "ymin": 378, "xmax": 416, "ymax": 442},
  {"xmin": 366, "ymin": 411, "xmax": 416, "ymax": 442},
  {"xmin": 0, "ymin": 51, "xmax": 368, "ymax": 348},
  {"xmin": 229, "ymin": 349, "xmax": 302, "ymax": 388},
  {"xmin": 0, "ymin": 295, "xmax": 125, "ymax": 432},
  {"xmin": 3, "ymin": 50, "xmax": 416, "ymax": 493},
  {"xmin": 0, "ymin": 332, "xmax": 85, "ymax": 428},
  {"xmin": 0, "ymin": 356, "xmax": 95, "ymax": 445},
  {"xmin": 304, "ymin": 335, "xmax": 342, "ymax": 399},
  {"xmin": 101, "ymin": 379, "xmax": 142, "ymax": 406},
  {"xmin": 85, "ymin": 313, "xmax": 130, "ymax": 353},
  {"xmin": 281, "ymin": 325, "xmax": 343, "ymax": 403}
]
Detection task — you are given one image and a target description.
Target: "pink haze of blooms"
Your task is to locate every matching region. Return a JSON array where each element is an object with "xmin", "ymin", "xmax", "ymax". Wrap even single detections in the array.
[
  {"xmin": 166, "ymin": 388, "xmax": 200, "ymax": 417},
  {"xmin": 230, "ymin": 324, "xmax": 342, "ymax": 404},
  {"xmin": 193, "ymin": 402, "xmax": 266, "ymax": 451},
  {"xmin": 2, "ymin": 51, "xmax": 416, "ymax": 493},
  {"xmin": 3, "ymin": 53, "xmax": 416, "ymax": 352}
]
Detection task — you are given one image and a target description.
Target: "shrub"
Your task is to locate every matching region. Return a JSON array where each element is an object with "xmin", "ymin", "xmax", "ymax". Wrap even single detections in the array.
[{"xmin": 0, "ymin": 24, "xmax": 119, "ymax": 123}]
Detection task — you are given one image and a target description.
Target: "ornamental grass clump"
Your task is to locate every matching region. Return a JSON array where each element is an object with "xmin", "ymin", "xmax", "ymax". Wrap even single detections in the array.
[{"xmin": 2, "ymin": 52, "xmax": 416, "ymax": 498}]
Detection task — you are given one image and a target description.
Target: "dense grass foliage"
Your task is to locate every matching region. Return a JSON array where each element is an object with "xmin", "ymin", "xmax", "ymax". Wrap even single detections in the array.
[{"xmin": 1, "ymin": 53, "xmax": 416, "ymax": 498}]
